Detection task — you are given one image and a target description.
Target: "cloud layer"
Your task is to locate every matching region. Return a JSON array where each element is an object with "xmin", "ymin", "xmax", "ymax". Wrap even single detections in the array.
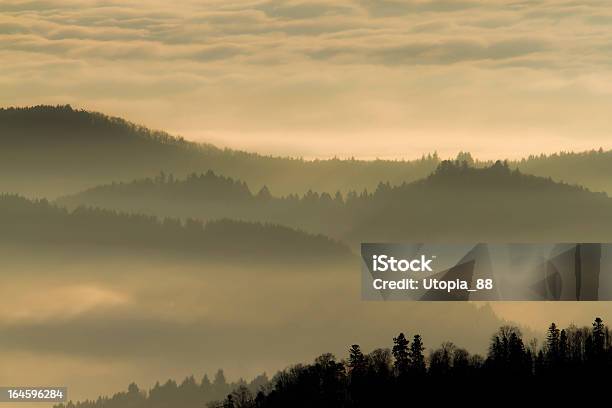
[{"xmin": 2, "ymin": 0, "xmax": 612, "ymax": 158}]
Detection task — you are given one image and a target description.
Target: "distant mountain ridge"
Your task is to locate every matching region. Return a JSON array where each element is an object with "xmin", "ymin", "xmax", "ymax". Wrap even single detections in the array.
[
  {"xmin": 4, "ymin": 104, "xmax": 612, "ymax": 200},
  {"xmin": 58, "ymin": 161, "xmax": 612, "ymax": 244},
  {"xmin": 0, "ymin": 105, "xmax": 438, "ymax": 198},
  {"xmin": 60, "ymin": 170, "xmax": 255, "ymax": 205},
  {"xmin": 0, "ymin": 105, "xmax": 199, "ymax": 147},
  {"xmin": 513, "ymin": 149, "xmax": 612, "ymax": 195},
  {"xmin": 0, "ymin": 194, "xmax": 350, "ymax": 262}
]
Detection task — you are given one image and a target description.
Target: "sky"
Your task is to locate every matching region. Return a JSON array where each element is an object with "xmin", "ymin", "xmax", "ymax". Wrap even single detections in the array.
[{"xmin": 2, "ymin": 0, "xmax": 612, "ymax": 159}]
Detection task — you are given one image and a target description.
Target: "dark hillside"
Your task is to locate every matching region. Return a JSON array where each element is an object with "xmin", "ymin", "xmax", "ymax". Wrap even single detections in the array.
[
  {"xmin": 0, "ymin": 105, "xmax": 438, "ymax": 197},
  {"xmin": 0, "ymin": 194, "xmax": 350, "ymax": 263},
  {"xmin": 59, "ymin": 161, "xmax": 612, "ymax": 244}
]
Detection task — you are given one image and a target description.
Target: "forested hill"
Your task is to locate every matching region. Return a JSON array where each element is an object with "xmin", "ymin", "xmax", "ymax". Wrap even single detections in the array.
[
  {"xmin": 0, "ymin": 194, "xmax": 350, "ymax": 262},
  {"xmin": 0, "ymin": 105, "xmax": 438, "ymax": 198},
  {"xmin": 346, "ymin": 161, "xmax": 612, "ymax": 242},
  {"xmin": 511, "ymin": 149, "xmax": 612, "ymax": 196},
  {"xmin": 53, "ymin": 370, "xmax": 270, "ymax": 408},
  {"xmin": 59, "ymin": 171, "xmax": 255, "ymax": 208},
  {"xmin": 54, "ymin": 317, "xmax": 612, "ymax": 408},
  {"xmin": 5, "ymin": 105, "xmax": 612, "ymax": 199},
  {"xmin": 59, "ymin": 161, "xmax": 612, "ymax": 244}
]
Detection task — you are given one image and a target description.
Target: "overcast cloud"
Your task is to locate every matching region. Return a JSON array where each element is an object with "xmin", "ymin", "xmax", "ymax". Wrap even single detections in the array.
[{"xmin": 2, "ymin": 0, "xmax": 612, "ymax": 158}]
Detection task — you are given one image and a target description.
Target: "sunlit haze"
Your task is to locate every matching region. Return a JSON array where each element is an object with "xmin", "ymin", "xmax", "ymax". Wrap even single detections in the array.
[{"xmin": 3, "ymin": 0, "xmax": 612, "ymax": 158}]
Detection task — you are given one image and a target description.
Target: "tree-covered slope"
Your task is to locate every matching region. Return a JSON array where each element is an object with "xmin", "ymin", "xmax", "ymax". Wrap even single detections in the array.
[
  {"xmin": 0, "ymin": 105, "xmax": 439, "ymax": 198},
  {"xmin": 53, "ymin": 317, "xmax": 610, "ymax": 408},
  {"xmin": 0, "ymin": 194, "xmax": 350, "ymax": 262},
  {"xmin": 346, "ymin": 160, "xmax": 612, "ymax": 243},
  {"xmin": 5, "ymin": 105, "xmax": 612, "ymax": 199},
  {"xmin": 59, "ymin": 161, "xmax": 612, "ymax": 244},
  {"xmin": 513, "ymin": 149, "xmax": 612, "ymax": 195}
]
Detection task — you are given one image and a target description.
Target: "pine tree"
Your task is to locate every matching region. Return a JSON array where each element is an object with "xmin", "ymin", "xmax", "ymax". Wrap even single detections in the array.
[
  {"xmin": 409, "ymin": 335, "xmax": 426, "ymax": 375},
  {"xmin": 508, "ymin": 332, "xmax": 529, "ymax": 375},
  {"xmin": 592, "ymin": 317, "xmax": 605, "ymax": 355},
  {"xmin": 348, "ymin": 344, "xmax": 366, "ymax": 374},
  {"xmin": 546, "ymin": 322, "xmax": 560, "ymax": 365},
  {"xmin": 392, "ymin": 333, "xmax": 410, "ymax": 376},
  {"xmin": 487, "ymin": 335, "xmax": 504, "ymax": 371}
]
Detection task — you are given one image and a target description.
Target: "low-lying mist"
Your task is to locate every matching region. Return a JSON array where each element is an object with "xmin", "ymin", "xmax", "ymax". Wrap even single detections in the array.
[{"xmin": 1, "ymin": 245, "xmax": 611, "ymax": 402}]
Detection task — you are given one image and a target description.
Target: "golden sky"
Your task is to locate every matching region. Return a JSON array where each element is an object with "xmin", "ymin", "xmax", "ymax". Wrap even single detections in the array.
[{"xmin": 3, "ymin": 0, "xmax": 612, "ymax": 159}]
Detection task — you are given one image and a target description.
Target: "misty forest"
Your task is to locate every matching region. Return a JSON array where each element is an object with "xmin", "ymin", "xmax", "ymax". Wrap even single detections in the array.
[
  {"xmin": 3, "ymin": 106, "xmax": 612, "ymax": 404},
  {"xmin": 55, "ymin": 317, "xmax": 612, "ymax": 408}
]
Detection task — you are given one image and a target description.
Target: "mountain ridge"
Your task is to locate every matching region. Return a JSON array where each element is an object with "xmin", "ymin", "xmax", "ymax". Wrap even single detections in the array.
[
  {"xmin": 4, "ymin": 105, "xmax": 612, "ymax": 199},
  {"xmin": 0, "ymin": 193, "xmax": 351, "ymax": 262},
  {"xmin": 57, "ymin": 161, "xmax": 612, "ymax": 244},
  {"xmin": 0, "ymin": 105, "xmax": 439, "ymax": 198}
]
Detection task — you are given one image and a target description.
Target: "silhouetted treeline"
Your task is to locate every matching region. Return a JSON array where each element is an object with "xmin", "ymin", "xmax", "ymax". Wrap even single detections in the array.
[
  {"xmin": 59, "ymin": 171, "xmax": 255, "ymax": 211},
  {"xmin": 458, "ymin": 149, "xmax": 612, "ymax": 195},
  {"xmin": 55, "ymin": 318, "xmax": 612, "ymax": 408},
  {"xmin": 0, "ymin": 105, "xmax": 438, "ymax": 197},
  {"xmin": 60, "ymin": 161, "xmax": 612, "ymax": 244},
  {"xmin": 256, "ymin": 319, "xmax": 612, "ymax": 406},
  {"xmin": 354, "ymin": 160, "xmax": 612, "ymax": 243},
  {"xmin": 5, "ymin": 106, "xmax": 612, "ymax": 199},
  {"xmin": 55, "ymin": 370, "xmax": 269, "ymax": 408},
  {"xmin": 509, "ymin": 148, "xmax": 612, "ymax": 195},
  {"xmin": 0, "ymin": 194, "xmax": 350, "ymax": 262}
]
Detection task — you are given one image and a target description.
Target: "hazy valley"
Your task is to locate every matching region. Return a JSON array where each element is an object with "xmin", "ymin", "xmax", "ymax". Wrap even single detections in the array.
[{"xmin": 3, "ymin": 106, "xmax": 612, "ymax": 402}]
